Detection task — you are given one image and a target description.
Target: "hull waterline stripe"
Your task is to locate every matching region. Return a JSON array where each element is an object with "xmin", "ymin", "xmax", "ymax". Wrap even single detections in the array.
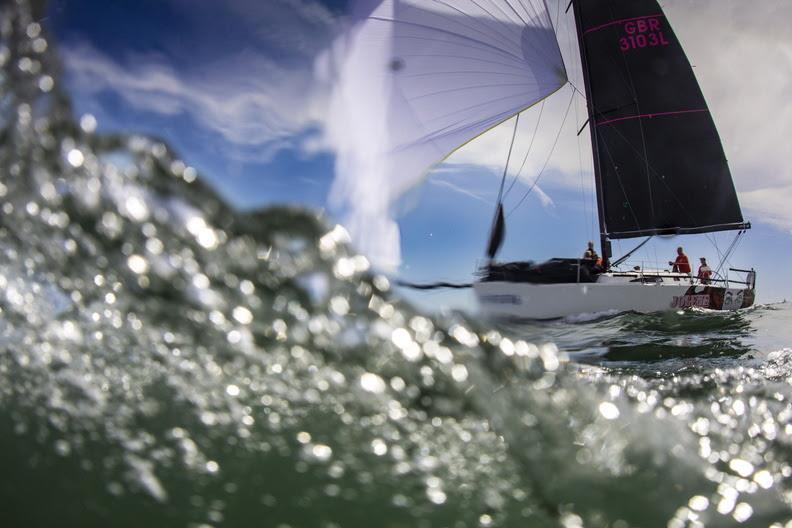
[
  {"xmin": 596, "ymin": 108, "xmax": 709, "ymax": 127},
  {"xmin": 583, "ymin": 14, "xmax": 665, "ymax": 36}
]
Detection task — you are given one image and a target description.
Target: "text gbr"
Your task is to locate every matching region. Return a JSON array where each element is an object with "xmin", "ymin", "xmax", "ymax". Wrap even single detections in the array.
[{"xmin": 619, "ymin": 17, "xmax": 669, "ymax": 51}]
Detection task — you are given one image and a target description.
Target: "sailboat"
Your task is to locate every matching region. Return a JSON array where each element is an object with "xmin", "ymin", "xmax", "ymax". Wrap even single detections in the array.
[{"xmin": 330, "ymin": 0, "xmax": 757, "ymax": 319}]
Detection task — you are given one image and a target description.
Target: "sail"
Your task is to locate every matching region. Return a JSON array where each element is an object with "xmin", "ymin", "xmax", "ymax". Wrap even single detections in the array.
[
  {"xmin": 572, "ymin": 0, "xmax": 748, "ymax": 239},
  {"xmin": 486, "ymin": 203, "xmax": 505, "ymax": 259},
  {"xmin": 325, "ymin": 0, "xmax": 566, "ymax": 268}
]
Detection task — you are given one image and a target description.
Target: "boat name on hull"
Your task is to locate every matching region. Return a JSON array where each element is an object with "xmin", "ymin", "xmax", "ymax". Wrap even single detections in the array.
[
  {"xmin": 671, "ymin": 294, "xmax": 710, "ymax": 309},
  {"xmin": 671, "ymin": 286, "xmax": 754, "ymax": 310},
  {"xmin": 480, "ymin": 294, "xmax": 522, "ymax": 305}
]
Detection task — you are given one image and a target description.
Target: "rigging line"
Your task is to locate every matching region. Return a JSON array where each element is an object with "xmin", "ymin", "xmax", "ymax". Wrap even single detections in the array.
[
  {"xmin": 603, "ymin": 123, "xmax": 725, "ymax": 235},
  {"xmin": 573, "ymin": 79, "xmax": 591, "ymax": 241},
  {"xmin": 611, "ymin": 236, "xmax": 653, "ymax": 268},
  {"xmin": 719, "ymin": 233, "xmax": 740, "ymax": 272},
  {"xmin": 568, "ymin": 81, "xmax": 587, "ymax": 101},
  {"xmin": 714, "ymin": 230, "xmax": 742, "ymax": 278},
  {"xmin": 507, "ymin": 86, "xmax": 575, "ymax": 217},
  {"xmin": 561, "ymin": 6, "xmax": 593, "ymax": 240},
  {"xmin": 598, "ymin": 131, "xmax": 643, "ymax": 230},
  {"xmin": 503, "ymin": 100, "xmax": 546, "ymax": 198},
  {"xmin": 654, "ymin": 245, "xmax": 659, "ymax": 274},
  {"xmin": 708, "ymin": 232, "xmax": 724, "ymax": 266},
  {"xmin": 504, "ymin": 0, "xmax": 571, "ymax": 200},
  {"xmin": 727, "ymin": 231, "xmax": 747, "ymax": 276},
  {"xmin": 496, "ymin": 113, "xmax": 521, "ymax": 205}
]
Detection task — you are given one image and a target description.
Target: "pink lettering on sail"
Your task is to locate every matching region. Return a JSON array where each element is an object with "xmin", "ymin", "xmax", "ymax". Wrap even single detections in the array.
[
  {"xmin": 583, "ymin": 14, "xmax": 665, "ymax": 36},
  {"xmin": 619, "ymin": 17, "xmax": 669, "ymax": 52}
]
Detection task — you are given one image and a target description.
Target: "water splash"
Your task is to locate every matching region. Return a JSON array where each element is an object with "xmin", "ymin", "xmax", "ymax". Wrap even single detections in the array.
[{"xmin": 0, "ymin": 2, "xmax": 790, "ymax": 527}]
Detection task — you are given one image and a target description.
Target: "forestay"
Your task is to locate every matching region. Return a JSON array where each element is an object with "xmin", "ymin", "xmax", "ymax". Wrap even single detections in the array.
[{"xmin": 325, "ymin": 0, "xmax": 566, "ymax": 268}]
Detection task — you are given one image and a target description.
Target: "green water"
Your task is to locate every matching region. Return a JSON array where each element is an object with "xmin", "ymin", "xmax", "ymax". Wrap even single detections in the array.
[{"xmin": 0, "ymin": 2, "xmax": 791, "ymax": 527}]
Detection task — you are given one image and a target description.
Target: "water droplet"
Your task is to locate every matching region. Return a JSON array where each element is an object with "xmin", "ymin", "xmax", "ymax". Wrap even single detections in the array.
[
  {"xmin": 330, "ymin": 296, "xmax": 349, "ymax": 316},
  {"xmin": 729, "ymin": 459, "xmax": 754, "ymax": 478},
  {"xmin": 371, "ymin": 438, "xmax": 387, "ymax": 456},
  {"xmin": 360, "ymin": 373, "xmax": 386, "ymax": 394},
  {"xmin": 451, "ymin": 364, "xmax": 468, "ymax": 382},
  {"xmin": 732, "ymin": 502, "xmax": 753, "ymax": 522},
  {"xmin": 311, "ymin": 444, "xmax": 332, "ymax": 462},
  {"xmin": 127, "ymin": 255, "xmax": 148, "ymax": 274},
  {"xmin": 80, "ymin": 114, "xmax": 97, "ymax": 133},
  {"xmin": 599, "ymin": 401, "xmax": 620, "ymax": 420},
  {"xmin": 66, "ymin": 148, "xmax": 84, "ymax": 168},
  {"xmin": 688, "ymin": 495, "xmax": 709, "ymax": 511},
  {"xmin": 124, "ymin": 196, "xmax": 149, "ymax": 222},
  {"xmin": 38, "ymin": 75, "xmax": 53, "ymax": 92},
  {"xmin": 232, "ymin": 306, "xmax": 253, "ymax": 325}
]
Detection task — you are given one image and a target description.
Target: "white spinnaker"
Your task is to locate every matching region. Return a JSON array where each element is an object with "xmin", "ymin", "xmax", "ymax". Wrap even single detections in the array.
[{"xmin": 324, "ymin": 0, "xmax": 566, "ymax": 269}]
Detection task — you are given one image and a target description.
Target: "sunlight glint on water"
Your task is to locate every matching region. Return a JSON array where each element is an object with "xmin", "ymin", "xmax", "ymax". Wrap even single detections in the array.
[{"xmin": 0, "ymin": 2, "xmax": 790, "ymax": 527}]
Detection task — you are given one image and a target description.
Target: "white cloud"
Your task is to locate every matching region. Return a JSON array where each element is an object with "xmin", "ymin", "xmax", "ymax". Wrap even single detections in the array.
[
  {"xmin": 740, "ymin": 185, "xmax": 792, "ymax": 232},
  {"xmin": 59, "ymin": 0, "xmax": 340, "ymax": 163},
  {"xmin": 533, "ymin": 184, "xmax": 556, "ymax": 210},
  {"xmin": 62, "ymin": 43, "xmax": 327, "ymax": 162},
  {"xmin": 428, "ymin": 177, "xmax": 492, "ymax": 206}
]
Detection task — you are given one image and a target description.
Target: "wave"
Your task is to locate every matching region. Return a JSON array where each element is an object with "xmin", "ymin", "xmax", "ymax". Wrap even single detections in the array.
[{"xmin": 0, "ymin": 1, "xmax": 790, "ymax": 527}]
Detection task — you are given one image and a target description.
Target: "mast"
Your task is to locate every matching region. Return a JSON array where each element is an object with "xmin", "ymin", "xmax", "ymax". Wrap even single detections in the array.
[{"xmin": 570, "ymin": 0, "xmax": 611, "ymax": 267}]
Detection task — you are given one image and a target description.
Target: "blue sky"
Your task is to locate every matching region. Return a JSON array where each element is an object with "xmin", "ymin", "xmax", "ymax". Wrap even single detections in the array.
[{"xmin": 45, "ymin": 0, "xmax": 792, "ymax": 310}]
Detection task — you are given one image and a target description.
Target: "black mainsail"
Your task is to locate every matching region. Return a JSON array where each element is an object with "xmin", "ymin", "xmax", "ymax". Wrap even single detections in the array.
[{"xmin": 571, "ymin": 0, "xmax": 748, "ymax": 260}]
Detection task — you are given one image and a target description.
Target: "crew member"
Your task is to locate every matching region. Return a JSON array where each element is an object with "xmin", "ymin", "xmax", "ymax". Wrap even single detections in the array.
[
  {"xmin": 697, "ymin": 257, "xmax": 712, "ymax": 284},
  {"xmin": 583, "ymin": 241, "xmax": 599, "ymax": 261},
  {"xmin": 669, "ymin": 247, "xmax": 691, "ymax": 274}
]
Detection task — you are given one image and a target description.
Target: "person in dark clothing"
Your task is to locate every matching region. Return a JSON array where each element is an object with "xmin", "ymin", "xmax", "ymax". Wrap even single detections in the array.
[{"xmin": 583, "ymin": 241, "xmax": 599, "ymax": 261}]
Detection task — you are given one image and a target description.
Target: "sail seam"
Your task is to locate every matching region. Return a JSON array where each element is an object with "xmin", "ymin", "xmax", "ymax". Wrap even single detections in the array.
[
  {"xmin": 597, "ymin": 108, "xmax": 708, "ymax": 127},
  {"xmin": 582, "ymin": 14, "xmax": 665, "ymax": 36}
]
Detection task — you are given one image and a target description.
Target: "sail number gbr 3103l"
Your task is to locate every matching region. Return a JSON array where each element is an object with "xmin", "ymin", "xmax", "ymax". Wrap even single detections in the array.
[{"xmin": 619, "ymin": 17, "xmax": 669, "ymax": 51}]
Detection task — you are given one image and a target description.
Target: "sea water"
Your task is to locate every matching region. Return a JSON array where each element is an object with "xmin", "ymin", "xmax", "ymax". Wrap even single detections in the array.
[{"xmin": 0, "ymin": 2, "xmax": 791, "ymax": 527}]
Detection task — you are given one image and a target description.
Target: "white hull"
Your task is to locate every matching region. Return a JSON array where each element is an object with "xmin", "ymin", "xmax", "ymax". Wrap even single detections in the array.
[{"xmin": 474, "ymin": 273, "xmax": 754, "ymax": 320}]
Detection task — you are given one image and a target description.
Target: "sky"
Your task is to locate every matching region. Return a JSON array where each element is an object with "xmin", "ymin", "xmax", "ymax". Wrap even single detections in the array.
[{"xmin": 45, "ymin": 0, "xmax": 792, "ymax": 311}]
